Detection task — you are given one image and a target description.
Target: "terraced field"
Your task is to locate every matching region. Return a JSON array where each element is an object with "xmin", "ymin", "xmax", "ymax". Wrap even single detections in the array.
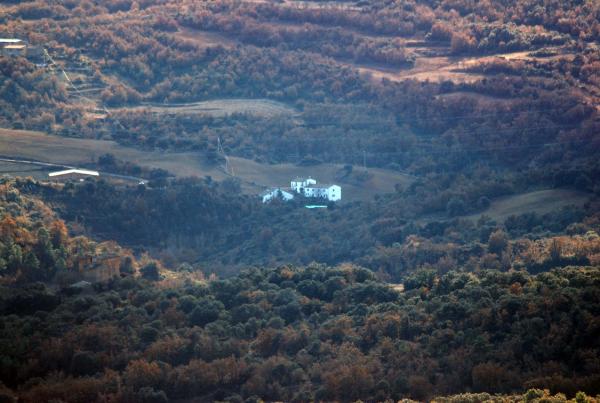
[{"xmin": 112, "ymin": 99, "xmax": 299, "ymax": 118}]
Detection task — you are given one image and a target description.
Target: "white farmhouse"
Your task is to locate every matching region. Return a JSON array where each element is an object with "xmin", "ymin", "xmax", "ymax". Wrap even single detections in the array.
[
  {"xmin": 291, "ymin": 177, "xmax": 316, "ymax": 192},
  {"xmin": 302, "ymin": 183, "xmax": 341, "ymax": 201},
  {"xmin": 262, "ymin": 177, "xmax": 342, "ymax": 204},
  {"xmin": 290, "ymin": 177, "xmax": 341, "ymax": 201},
  {"xmin": 261, "ymin": 188, "xmax": 295, "ymax": 204}
]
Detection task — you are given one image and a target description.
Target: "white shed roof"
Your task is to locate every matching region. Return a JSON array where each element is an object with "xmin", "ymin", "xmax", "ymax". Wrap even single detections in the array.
[
  {"xmin": 0, "ymin": 38, "xmax": 23, "ymax": 44},
  {"xmin": 48, "ymin": 168, "xmax": 100, "ymax": 177}
]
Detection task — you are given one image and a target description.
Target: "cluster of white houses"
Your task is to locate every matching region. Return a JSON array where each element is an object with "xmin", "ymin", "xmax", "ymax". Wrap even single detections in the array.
[{"xmin": 262, "ymin": 177, "xmax": 341, "ymax": 203}]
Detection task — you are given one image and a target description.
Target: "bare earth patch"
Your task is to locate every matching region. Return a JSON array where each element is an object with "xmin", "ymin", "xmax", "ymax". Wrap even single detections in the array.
[
  {"xmin": 356, "ymin": 48, "xmax": 575, "ymax": 84},
  {"xmin": 174, "ymin": 27, "xmax": 239, "ymax": 49}
]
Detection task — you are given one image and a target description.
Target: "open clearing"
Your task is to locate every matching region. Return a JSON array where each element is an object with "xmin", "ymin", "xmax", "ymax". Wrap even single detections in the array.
[
  {"xmin": 356, "ymin": 48, "xmax": 574, "ymax": 84},
  {"xmin": 228, "ymin": 157, "xmax": 413, "ymax": 202},
  {"xmin": 174, "ymin": 27, "xmax": 239, "ymax": 49},
  {"xmin": 259, "ymin": 0, "xmax": 362, "ymax": 10},
  {"xmin": 466, "ymin": 189, "xmax": 590, "ymax": 222},
  {"xmin": 112, "ymin": 99, "xmax": 299, "ymax": 118},
  {"xmin": 0, "ymin": 128, "xmax": 411, "ymax": 202},
  {"xmin": 356, "ymin": 52, "xmax": 484, "ymax": 84}
]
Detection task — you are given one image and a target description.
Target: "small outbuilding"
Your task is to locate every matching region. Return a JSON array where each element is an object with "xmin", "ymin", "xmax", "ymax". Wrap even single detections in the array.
[
  {"xmin": 0, "ymin": 38, "xmax": 27, "ymax": 56},
  {"xmin": 261, "ymin": 188, "xmax": 295, "ymax": 204}
]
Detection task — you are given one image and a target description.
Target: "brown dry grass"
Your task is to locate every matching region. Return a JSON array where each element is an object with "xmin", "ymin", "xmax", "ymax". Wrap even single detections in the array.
[
  {"xmin": 0, "ymin": 127, "xmax": 230, "ymax": 179},
  {"xmin": 0, "ymin": 161, "xmax": 51, "ymax": 181},
  {"xmin": 466, "ymin": 189, "xmax": 590, "ymax": 222},
  {"xmin": 357, "ymin": 52, "xmax": 492, "ymax": 84}
]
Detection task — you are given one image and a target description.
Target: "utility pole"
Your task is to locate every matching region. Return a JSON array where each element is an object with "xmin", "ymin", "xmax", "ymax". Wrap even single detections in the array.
[
  {"xmin": 217, "ymin": 136, "xmax": 234, "ymax": 176},
  {"xmin": 363, "ymin": 150, "xmax": 367, "ymax": 171}
]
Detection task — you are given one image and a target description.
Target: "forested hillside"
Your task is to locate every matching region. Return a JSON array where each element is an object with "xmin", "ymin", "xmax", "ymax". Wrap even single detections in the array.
[
  {"xmin": 1, "ymin": 0, "xmax": 598, "ymax": 173},
  {"xmin": 2, "ymin": 181, "xmax": 598, "ymax": 402},
  {"xmin": 16, "ymin": 171, "xmax": 600, "ymax": 280},
  {"xmin": 0, "ymin": 180, "xmax": 150, "ymax": 285},
  {"xmin": 1, "ymin": 0, "xmax": 600, "ymax": 401},
  {"xmin": 1, "ymin": 259, "xmax": 599, "ymax": 401}
]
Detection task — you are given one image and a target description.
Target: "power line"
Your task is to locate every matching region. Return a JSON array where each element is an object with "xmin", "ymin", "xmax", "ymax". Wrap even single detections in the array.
[
  {"xmin": 352, "ymin": 138, "xmax": 589, "ymax": 156},
  {"xmin": 298, "ymin": 110, "xmax": 595, "ymax": 128},
  {"xmin": 217, "ymin": 136, "xmax": 235, "ymax": 176},
  {"xmin": 397, "ymin": 103, "xmax": 593, "ymax": 123}
]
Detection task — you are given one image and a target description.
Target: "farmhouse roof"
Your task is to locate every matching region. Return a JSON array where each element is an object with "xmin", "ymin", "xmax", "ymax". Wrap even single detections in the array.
[
  {"xmin": 260, "ymin": 188, "xmax": 276, "ymax": 196},
  {"xmin": 48, "ymin": 168, "xmax": 100, "ymax": 177},
  {"xmin": 305, "ymin": 184, "xmax": 337, "ymax": 189},
  {"xmin": 70, "ymin": 280, "xmax": 92, "ymax": 289},
  {"xmin": 4, "ymin": 44, "xmax": 26, "ymax": 49}
]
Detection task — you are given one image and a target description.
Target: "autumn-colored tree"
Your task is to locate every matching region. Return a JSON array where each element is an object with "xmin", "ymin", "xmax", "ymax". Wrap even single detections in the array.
[
  {"xmin": 49, "ymin": 220, "xmax": 68, "ymax": 249},
  {"xmin": 488, "ymin": 229, "xmax": 509, "ymax": 255}
]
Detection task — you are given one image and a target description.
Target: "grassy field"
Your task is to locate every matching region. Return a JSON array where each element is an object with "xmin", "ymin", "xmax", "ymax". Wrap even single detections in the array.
[
  {"xmin": 1, "ymin": 129, "xmax": 586, "ymax": 207},
  {"xmin": 112, "ymin": 99, "xmax": 299, "ymax": 118},
  {"xmin": 0, "ymin": 128, "xmax": 412, "ymax": 202},
  {"xmin": 0, "ymin": 128, "xmax": 231, "ymax": 179},
  {"xmin": 228, "ymin": 157, "xmax": 413, "ymax": 201},
  {"xmin": 466, "ymin": 189, "xmax": 590, "ymax": 222},
  {"xmin": 0, "ymin": 161, "xmax": 51, "ymax": 181}
]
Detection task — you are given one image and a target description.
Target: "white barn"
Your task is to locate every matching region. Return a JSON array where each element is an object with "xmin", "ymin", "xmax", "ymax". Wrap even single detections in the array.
[{"xmin": 48, "ymin": 168, "xmax": 99, "ymax": 182}]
